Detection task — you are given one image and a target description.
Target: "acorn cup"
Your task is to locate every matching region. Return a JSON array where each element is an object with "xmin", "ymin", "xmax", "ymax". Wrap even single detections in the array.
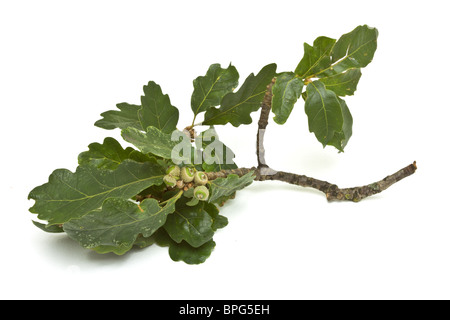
[
  {"xmin": 181, "ymin": 167, "xmax": 195, "ymax": 183},
  {"xmin": 166, "ymin": 165, "xmax": 180, "ymax": 178},
  {"xmin": 193, "ymin": 185, "xmax": 209, "ymax": 201},
  {"xmin": 194, "ymin": 171, "xmax": 208, "ymax": 186},
  {"xmin": 163, "ymin": 175, "xmax": 177, "ymax": 188}
]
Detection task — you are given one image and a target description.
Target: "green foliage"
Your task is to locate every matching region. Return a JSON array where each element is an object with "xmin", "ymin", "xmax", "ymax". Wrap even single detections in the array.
[
  {"xmin": 191, "ymin": 63, "xmax": 239, "ymax": 120},
  {"xmin": 272, "ymin": 24, "xmax": 377, "ymax": 150},
  {"xmin": 29, "ymin": 25, "xmax": 378, "ymax": 264},
  {"xmin": 203, "ymin": 63, "xmax": 277, "ymax": 126}
]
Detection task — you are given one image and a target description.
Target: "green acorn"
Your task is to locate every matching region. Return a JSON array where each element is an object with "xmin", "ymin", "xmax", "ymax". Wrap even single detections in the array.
[
  {"xmin": 166, "ymin": 165, "xmax": 180, "ymax": 178},
  {"xmin": 181, "ymin": 167, "xmax": 195, "ymax": 183},
  {"xmin": 163, "ymin": 175, "xmax": 177, "ymax": 188},
  {"xmin": 194, "ymin": 171, "xmax": 208, "ymax": 186},
  {"xmin": 193, "ymin": 185, "xmax": 209, "ymax": 201}
]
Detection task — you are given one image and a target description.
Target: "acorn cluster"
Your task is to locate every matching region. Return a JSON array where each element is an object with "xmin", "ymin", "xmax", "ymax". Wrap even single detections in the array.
[{"xmin": 163, "ymin": 165, "xmax": 209, "ymax": 201}]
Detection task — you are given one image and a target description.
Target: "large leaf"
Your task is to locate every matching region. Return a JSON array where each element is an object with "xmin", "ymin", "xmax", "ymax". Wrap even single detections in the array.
[
  {"xmin": 294, "ymin": 36, "xmax": 336, "ymax": 78},
  {"xmin": 95, "ymin": 103, "xmax": 142, "ymax": 131},
  {"xmin": 326, "ymin": 98, "xmax": 353, "ymax": 152},
  {"xmin": 139, "ymin": 81, "xmax": 179, "ymax": 133},
  {"xmin": 191, "ymin": 63, "xmax": 239, "ymax": 118},
  {"xmin": 304, "ymin": 81, "xmax": 343, "ymax": 147},
  {"xmin": 317, "ymin": 25, "xmax": 378, "ymax": 77},
  {"xmin": 208, "ymin": 171, "xmax": 255, "ymax": 204},
  {"xmin": 195, "ymin": 127, "xmax": 237, "ymax": 172},
  {"xmin": 319, "ymin": 68, "xmax": 362, "ymax": 96},
  {"xmin": 28, "ymin": 160, "xmax": 165, "ymax": 225},
  {"xmin": 63, "ymin": 192, "xmax": 182, "ymax": 255},
  {"xmin": 121, "ymin": 126, "xmax": 191, "ymax": 162},
  {"xmin": 78, "ymin": 137, "xmax": 135, "ymax": 170},
  {"xmin": 202, "ymin": 64, "xmax": 277, "ymax": 127},
  {"xmin": 271, "ymin": 72, "xmax": 304, "ymax": 125},
  {"xmin": 94, "ymin": 81, "xmax": 179, "ymax": 133},
  {"xmin": 163, "ymin": 197, "xmax": 215, "ymax": 248}
]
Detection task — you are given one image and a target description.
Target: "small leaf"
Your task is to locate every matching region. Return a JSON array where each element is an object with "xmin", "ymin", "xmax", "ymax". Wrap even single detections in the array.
[
  {"xmin": 78, "ymin": 137, "xmax": 135, "ymax": 170},
  {"xmin": 191, "ymin": 63, "xmax": 239, "ymax": 117},
  {"xmin": 139, "ymin": 81, "xmax": 179, "ymax": 133},
  {"xmin": 304, "ymin": 81, "xmax": 343, "ymax": 147},
  {"xmin": 169, "ymin": 240, "xmax": 216, "ymax": 265},
  {"xmin": 208, "ymin": 171, "xmax": 255, "ymax": 204},
  {"xmin": 326, "ymin": 98, "xmax": 353, "ymax": 152},
  {"xmin": 271, "ymin": 72, "xmax": 304, "ymax": 124},
  {"xmin": 163, "ymin": 197, "xmax": 214, "ymax": 248},
  {"xmin": 294, "ymin": 36, "xmax": 336, "ymax": 78},
  {"xmin": 317, "ymin": 25, "xmax": 378, "ymax": 77},
  {"xmin": 319, "ymin": 68, "xmax": 362, "ymax": 96},
  {"xmin": 28, "ymin": 160, "xmax": 165, "ymax": 225},
  {"xmin": 95, "ymin": 103, "xmax": 142, "ymax": 131},
  {"xmin": 63, "ymin": 192, "xmax": 181, "ymax": 254},
  {"xmin": 122, "ymin": 126, "xmax": 191, "ymax": 161},
  {"xmin": 203, "ymin": 64, "xmax": 277, "ymax": 127}
]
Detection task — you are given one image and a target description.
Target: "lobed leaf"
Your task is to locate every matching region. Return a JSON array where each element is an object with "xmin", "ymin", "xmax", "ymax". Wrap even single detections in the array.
[
  {"xmin": 78, "ymin": 137, "xmax": 135, "ymax": 170},
  {"xmin": 208, "ymin": 171, "xmax": 255, "ymax": 204},
  {"xmin": 95, "ymin": 81, "xmax": 179, "ymax": 133},
  {"xmin": 202, "ymin": 64, "xmax": 277, "ymax": 127},
  {"xmin": 169, "ymin": 240, "xmax": 216, "ymax": 265},
  {"xmin": 295, "ymin": 36, "xmax": 336, "ymax": 79},
  {"xmin": 63, "ymin": 192, "xmax": 181, "ymax": 254},
  {"xmin": 95, "ymin": 103, "xmax": 142, "ymax": 131},
  {"xmin": 28, "ymin": 160, "xmax": 165, "ymax": 225},
  {"xmin": 139, "ymin": 81, "xmax": 179, "ymax": 133},
  {"xmin": 163, "ymin": 197, "xmax": 215, "ymax": 248},
  {"xmin": 191, "ymin": 63, "xmax": 239, "ymax": 117},
  {"xmin": 316, "ymin": 25, "xmax": 378, "ymax": 77}
]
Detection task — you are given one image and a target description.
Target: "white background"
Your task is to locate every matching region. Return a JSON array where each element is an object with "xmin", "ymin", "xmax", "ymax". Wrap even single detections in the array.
[{"xmin": 1, "ymin": 0, "xmax": 449, "ymax": 300}]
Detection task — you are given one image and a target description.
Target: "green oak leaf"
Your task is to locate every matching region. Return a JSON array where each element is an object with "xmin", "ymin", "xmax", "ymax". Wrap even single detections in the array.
[
  {"xmin": 208, "ymin": 171, "xmax": 255, "ymax": 204},
  {"xmin": 317, "ymin": 25, "xmax": 378, "ymax": 77},
  {"xmin": 295, "ymin": 36, "xmax": 336, "ymax": 79},
  {"xmin": 78, "ymin": 137, "xmax": 135, "ymax": 170},
  {"xmin": 139, "ymin": 81, "xmax": 179, "ymax": 133},
  {"xmin": 271, "ymin": 72, "xmax": 304, "ymax": 124},
  {"xmin": 169, "ymin": 240, "xmax": 216, "ymax": 265},
  {"xmin": 163, "ymin": 197, "xmax": 214, "ymax": 248},
  {"xmin": 195, "ymin": 127, "xmax": 237, "ymax": 172},
  {"xmin": 304, "ymin": 81, "xmax": 343, "ymax": 147},
  {"xmin": 28, "ymin": 160, "xmax": 165, "ymax": 225},
  {"xmin": 63, "ymin": 192, "xmax": 181, "ymax": 255},
  {"xmin": 152, "ymin": 228, "xmax": 216, "ymax": 264},
  {"xmin": 121, "ymin": 126, "xmax": 191, "ymax": 162},
  {"xmin": 319, "ymin": 68, "xmax": 362, "ymax": 96},
  {"xmin": 203, "ymin": 202, "xmax": 228, "ymax": 231},
  {"xmin": 191, "ymin": 63, "xmax": 239, "ymax": 118},
  {"xmin": 202, "ymin": 63, "xmax": 277, "ymax": 127},
  {"xmin": 94, "ymin": 103, "xmax": 142, "ymax": 131},
  {"xmin": 94, "ymin": 82, "xmax": 179, "ymax": 133},
  {"xmin": 326, "ymin": 98, "xmax": 353, "ymax": 152}
]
